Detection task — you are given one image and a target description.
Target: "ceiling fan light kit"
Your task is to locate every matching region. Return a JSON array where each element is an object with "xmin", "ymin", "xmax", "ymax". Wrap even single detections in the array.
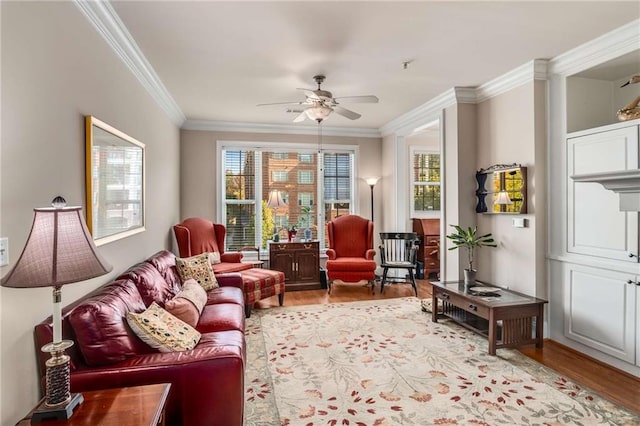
[{"xmin": 258, "ymin": 75, "xmax": 378, "ymax": 123}]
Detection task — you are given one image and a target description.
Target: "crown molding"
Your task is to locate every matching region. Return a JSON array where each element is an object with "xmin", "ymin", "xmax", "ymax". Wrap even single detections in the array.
[
  {"xmin": 182, "ymin": 120, "xmax": 381, "ymax": 138},
  {"xmin": 476, "ymin": 59, "xmax": 549, "ymax": 103},
  {"xmin": 74, "ymin": 0, "xmax": 185, "ymax": 126},
  {"xmin": 379, "ymin": 88, "xmax": 460, "ymax": 136},
  {"xmin": 549, "ymin": 19, "xmax": 640, "ymax": 76}
]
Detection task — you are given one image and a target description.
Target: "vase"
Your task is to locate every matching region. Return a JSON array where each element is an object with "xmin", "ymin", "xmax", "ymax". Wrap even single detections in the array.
[
  {"xmin": 288, "ymin": 231, "xmax": 297, "ymax": 242},
  {"xmin": 304, "ymin": 228, "xmax": 312, "ymax": 241},
  {"xmin": 464, "ymin": 269, "xmax": 476, "ymax": 285}
]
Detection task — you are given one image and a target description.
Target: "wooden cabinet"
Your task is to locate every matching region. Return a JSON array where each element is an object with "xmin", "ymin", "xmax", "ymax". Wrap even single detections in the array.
[
  {"xmin": 269, "ymin": 241, "xmax": 320, "ymax": 290},
  {"xmin": 412, "ymin": 218, "xmax": 440, "ymax": 277}
]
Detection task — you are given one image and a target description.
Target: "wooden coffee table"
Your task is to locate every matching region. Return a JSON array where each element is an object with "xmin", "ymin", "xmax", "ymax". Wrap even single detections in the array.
[{"xmin": 430, "ymin": 281, "xmax": 547, "ymax": 355}]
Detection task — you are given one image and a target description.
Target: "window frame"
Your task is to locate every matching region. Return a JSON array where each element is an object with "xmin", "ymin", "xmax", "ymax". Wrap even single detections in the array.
[
  {"xmin": 217, "ymin": 140, "xmax": 359, "ymax": 251},
  {"xmin": 410, "ymin": 146, "xmax": 441, "ymax": 218}
]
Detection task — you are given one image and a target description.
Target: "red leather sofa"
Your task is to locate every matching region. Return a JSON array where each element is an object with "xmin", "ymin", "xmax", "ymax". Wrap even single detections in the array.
[{"xmin": 34, "ymin": 250, "xmax": 246, "ymax": 426}]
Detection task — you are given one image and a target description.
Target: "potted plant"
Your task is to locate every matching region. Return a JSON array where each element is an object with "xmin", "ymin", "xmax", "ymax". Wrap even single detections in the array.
[
  {"xmin": 446, "ymin": 225, "xmax": 497, "ymax": 284},
  {"xmin": 299, "ymin": 206, "xmax": 313, "ymax": 240}
]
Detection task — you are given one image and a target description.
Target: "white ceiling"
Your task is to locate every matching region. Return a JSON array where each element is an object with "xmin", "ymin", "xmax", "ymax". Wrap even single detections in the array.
[{"xmin": 110, "ymin": 1, "xmax": 640, "ymax": 131}]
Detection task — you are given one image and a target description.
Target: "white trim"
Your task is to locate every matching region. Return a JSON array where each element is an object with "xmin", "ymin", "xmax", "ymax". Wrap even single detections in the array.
[
  {"xmin": 476, "ymin": 59, "xmax": 549, "ymax": 103},
  {"xmin": 73, "ymin": 0, "xmax": 185, "ymax": 126},
  {"xmin": 182, "ymin": 119, "xmax": 380, "ymax": 138},
  {"xmin": 548, "ymin": 19, "xmax": 640, "ymax": 76}
]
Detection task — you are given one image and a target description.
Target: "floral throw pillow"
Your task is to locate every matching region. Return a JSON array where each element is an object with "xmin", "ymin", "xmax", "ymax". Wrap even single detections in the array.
[
  {"xmin": 176, "ymin": 253, "xmax": 218, "ymax": 291},
  {"xmin": 209, "ymin": 251, "xmax": 221, "ymax": 265},
  {"xmin": 126, "ymin": 302, "xmax": 201, "ymax": 352}
]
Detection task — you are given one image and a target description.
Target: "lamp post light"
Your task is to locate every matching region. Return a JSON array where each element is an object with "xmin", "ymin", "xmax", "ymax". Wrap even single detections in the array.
[{"xmin": 365, "ymin": 177, "xmax": 380, "ymax": 222}]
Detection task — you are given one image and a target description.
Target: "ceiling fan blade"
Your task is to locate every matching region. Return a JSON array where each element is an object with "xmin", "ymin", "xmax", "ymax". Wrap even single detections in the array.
[
  {"xmin": 297, "ymin": 88, "xmax": 320, "ymax": 100},
  {"xmin": 292, "ymin": 111, "xmax": 307, "ymax": 123},
  {"xmin": 257, "ymin": 101, "xmax": 307, "ymax": 107},
  {"xmin": 333, "ymin": 106, "xmax": 361, "ymax": 120},
  {"xmin": 334, "ymin": 95, "xmax": 379, "ymax": 104}
]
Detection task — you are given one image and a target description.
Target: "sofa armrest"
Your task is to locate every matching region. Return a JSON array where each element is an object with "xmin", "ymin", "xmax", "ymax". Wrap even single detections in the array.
[
  {"xmin": 70, "ymin": 345, "xmax": 244, "ymax": 426},
  {"xmin": 221, "ymin": 252, "xmax": 243, "ymax": 263},
  {"xmin": 216, "ymin": 272, "xmax": 243, "ymax": 290}
]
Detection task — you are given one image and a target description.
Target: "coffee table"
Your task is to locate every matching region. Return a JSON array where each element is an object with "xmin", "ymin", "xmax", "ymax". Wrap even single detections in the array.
[{"xmin": 430, "ymin": 280, "xmax": 547, "ymax": 355}]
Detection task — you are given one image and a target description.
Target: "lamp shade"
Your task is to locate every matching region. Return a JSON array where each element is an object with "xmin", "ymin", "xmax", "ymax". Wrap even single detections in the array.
[
  {"xmin": 494, "ymin": 191, "xmax": 513, "ymax": 205},
  {"xmin": 366, "ymin": 177, "xmax": 380, "ymax": 187},
  {"xmin": 266, "ymin": 190, "xmax": 286, "ymax": 209},
  {"xmin": 1, "ymin": 206, "xmax": 112, "ymax": 288}
]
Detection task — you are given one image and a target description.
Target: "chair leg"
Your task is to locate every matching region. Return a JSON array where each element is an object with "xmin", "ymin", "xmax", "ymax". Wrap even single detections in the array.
[
  {"xmin": 368, "ymin": 280, "xmax": 375, "ymax": 294},
  {"xmin": 278, "ymin": 293, "xmax": 284, "ymax": 306},
  {"xmin": 380, "ymin": 268, "xmax": 389, "ymax": 294},
  {"xmin": 408, "ymin": 268, "xmax": 418, "ymax": 297},
  {"xmin": 327, "ymin": 279, "xmax": 333, "ymax": 294},
  {"xmin": 245, "ymin": 304, "xmax": 252, "ymax": 318}
]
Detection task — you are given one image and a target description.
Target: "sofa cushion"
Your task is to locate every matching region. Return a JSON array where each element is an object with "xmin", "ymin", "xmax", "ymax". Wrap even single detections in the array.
[
  {"xmin": 68, "ymin": 279, "xmax": 150, "ymax": 367},
  {"xmin": 206, "ymin": 286, "xmax": 244, "ymax": 306},
  {"xmin": 176, "ymin": 253, "xmax": 218, "ymax": 291},
  {"xmin": 127, "ymin": 302, "xmax": 201, "ymax": 352},
  {"xmin": 197, "ymin": 303, "xmax": 245, "ymax": 334},
  {"xmin": 165, "ymin": 279, "xmax": 207, "ymax": 327},
  {"xmin": 119, "ymin": 261, "xmax": 176, "ymax": 307},
  {"xmin": 146, "ymin": 250, "xmax": 181, "ymax": 292}
]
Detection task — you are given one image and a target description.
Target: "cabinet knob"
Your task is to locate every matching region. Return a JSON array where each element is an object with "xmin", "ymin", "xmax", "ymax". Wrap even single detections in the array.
[
  {"xmin": 629, "ymin": 252, "xmax": 638, "ymax": 259},
  {"xmin": 627, "ymin": 280, "xmax": 640, "ymax": 286},
  {"xmin": 468, "ymin": 304, "xmax": 477, "ymax": 311}
]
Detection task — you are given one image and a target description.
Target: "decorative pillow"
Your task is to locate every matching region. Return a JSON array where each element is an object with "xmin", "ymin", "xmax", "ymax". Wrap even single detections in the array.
[
  {"xmin": 164, "ymin": 279, "xmax": 207, "ymax": 327},
  {"xmin": 209, "ymin": 251, "xmax": 221, "ymax": 265},
  {"xmin": 126, "ymin": 302, "xmax": 201, "ymax": 352},
  {"xmin": 176, "ymin": 253, "xmax": 218, "ymax": 290}
]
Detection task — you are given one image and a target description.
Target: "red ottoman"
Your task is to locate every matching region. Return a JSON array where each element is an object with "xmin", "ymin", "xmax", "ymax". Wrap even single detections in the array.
[{"xmin": 240, "ymin": 268, "xmax": 285, "ymax": 317}]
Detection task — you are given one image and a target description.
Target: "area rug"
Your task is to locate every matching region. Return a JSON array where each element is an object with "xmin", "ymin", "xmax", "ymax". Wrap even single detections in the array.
[{"xmin": 244, "ymin": 297, "xmax": 639, "ymax": 425}]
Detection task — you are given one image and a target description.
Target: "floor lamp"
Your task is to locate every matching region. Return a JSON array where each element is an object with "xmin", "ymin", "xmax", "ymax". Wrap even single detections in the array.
[
  {"xmin": 1, "ymin": 196, "xmax": 112, "ymax": 421},
  {"xmin": 366, "ymin": 177, "xmax": 380, "ymax": 222},
  {"xmin": 267, "ymin": 189, "xmax": 286, "ymax": 240}
]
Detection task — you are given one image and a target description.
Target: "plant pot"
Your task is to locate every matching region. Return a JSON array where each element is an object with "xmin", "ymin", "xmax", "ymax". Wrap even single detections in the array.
[
  {"xmin": 463, "ymin": 269, "xmax": 477, "ymax": 285},
  {"xmin": 287, "ymin": 231, "xmax": 297, "ymax": 242}
]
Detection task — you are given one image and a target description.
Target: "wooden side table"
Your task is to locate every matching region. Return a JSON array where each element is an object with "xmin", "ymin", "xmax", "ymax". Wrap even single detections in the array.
[{"xmin": 17, "ymin": 383, "xmax": 171, "ymax": 426}]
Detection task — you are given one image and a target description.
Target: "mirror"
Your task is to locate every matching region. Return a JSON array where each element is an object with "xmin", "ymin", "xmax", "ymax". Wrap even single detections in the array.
[
  {"xmin": 475, "ymin": 164, "xmax": 527, "ymax": 214},
  {"xmin": 85, "ymin": 116, "xmax": 145, "ymax": 245}
]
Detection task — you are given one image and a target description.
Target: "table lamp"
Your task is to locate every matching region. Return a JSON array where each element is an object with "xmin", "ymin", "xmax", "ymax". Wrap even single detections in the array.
[
  {"xmin": 1, "ymin": 196, "xmax": 112, "ymax": 422},
  {"xmin": 266, "ymin": 190, "xmax": 286, "ymax": 240}
]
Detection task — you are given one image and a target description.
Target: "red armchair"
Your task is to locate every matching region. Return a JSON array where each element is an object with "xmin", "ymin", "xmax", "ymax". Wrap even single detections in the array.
[
  {"xmin": 173, "ymin": 217, "xmax": 252, "ymax": 274},
  {"xmin": 325, "ymin": 214, "xmax": 377, "ymax": 293}
]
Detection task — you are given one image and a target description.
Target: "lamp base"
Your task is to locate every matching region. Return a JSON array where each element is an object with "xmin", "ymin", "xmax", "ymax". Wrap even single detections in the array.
[{"xmin": 31, "ymin": 392, "xmax": 84, "ymax": 423}]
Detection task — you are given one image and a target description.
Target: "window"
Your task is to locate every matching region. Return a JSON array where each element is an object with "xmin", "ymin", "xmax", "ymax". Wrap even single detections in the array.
[
  {"xmin": 411, "ymin": 150, "xmax": 440, "ymax": 216},
  {"xmin": 272, "ymin": 170, "xmax": 288, "ymax": 182},
  {"xmin": 298, "ymin": 170, "xmax": 314, "ymax": 184},
  {"xmin": 222, "ymin": 145, "xmax": 355, "ymax": 250}
]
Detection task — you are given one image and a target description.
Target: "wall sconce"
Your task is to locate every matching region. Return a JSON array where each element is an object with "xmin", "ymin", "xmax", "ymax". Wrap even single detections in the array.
[{"xmin": 494, "ymin": 191, "xmax": 513, "ymax": 205}]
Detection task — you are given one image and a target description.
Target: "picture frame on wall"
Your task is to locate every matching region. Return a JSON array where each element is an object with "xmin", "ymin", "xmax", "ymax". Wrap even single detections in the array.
[{"xmin": 85, "ymin": 115, "xmax": 145, "ymax": 245}]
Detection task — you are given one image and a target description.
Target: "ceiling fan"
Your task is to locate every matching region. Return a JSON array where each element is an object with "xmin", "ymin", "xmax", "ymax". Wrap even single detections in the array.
[{"xmin": 257, "ymin": 75, "xmax": 379, "ymax": 123}]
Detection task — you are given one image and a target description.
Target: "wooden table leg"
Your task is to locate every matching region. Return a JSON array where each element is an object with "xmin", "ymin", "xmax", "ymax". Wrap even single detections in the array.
[
  {"xmin": 488, "ymin": 309, "xmax": 496, "ymax": 355},
  {"xmin": 431, "ymin": 293, "xmax": 438, "ymax": 323},
  {"xmin": 535, "ymin": 305, "xmax": 544, "ymax": 348}
]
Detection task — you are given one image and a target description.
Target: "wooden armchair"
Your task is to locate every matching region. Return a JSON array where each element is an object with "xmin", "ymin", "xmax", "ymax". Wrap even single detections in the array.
[{"xmin": 325, "ymin": 214, "xmax": 377, "ymax": 293}]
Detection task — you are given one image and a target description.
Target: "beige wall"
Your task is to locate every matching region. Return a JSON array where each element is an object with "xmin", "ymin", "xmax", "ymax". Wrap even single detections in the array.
[
  {"xmin": 475, "ymin": 81, "xmax": 546, "ymax": 297},
  {"xmin": 179, "ymin": 129, "xmax": 382, "ymax": 227},
  {"xmin": 0, "ymin": 3, "xmax": 180, "ymax": 424}
]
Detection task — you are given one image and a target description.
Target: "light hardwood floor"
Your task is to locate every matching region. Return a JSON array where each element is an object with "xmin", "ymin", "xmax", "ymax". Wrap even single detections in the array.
[{"xmin": 254, "ymin": 279, "xmax": 640, "ymax": 414}]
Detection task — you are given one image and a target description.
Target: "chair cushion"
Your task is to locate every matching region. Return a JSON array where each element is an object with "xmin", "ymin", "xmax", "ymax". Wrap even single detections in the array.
[
  {"xmin": 326, "ymin": 257, "xmax": 377, "ymax": 272},
  {"xmin": 126, "ymin": 302, "xmax": 201, "ymax": 352},
  {"xmin": 68, "ymin": 279, "xmax": 151, "ymax": 367},
  {"xmin": 212, "ymin": 262, "xmax": 253, "ymax": 274}
]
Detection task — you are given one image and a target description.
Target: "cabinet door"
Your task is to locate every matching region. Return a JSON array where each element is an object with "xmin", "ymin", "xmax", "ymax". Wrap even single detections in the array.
[
  {"xmin": 567, "ymin": 126, "xmax": 639, "ymax": 261},
  {"xmin": 563, "ymin": 263, "xmax": 636, "ymax": 363},
  {"xmin": 270, "ymin": 249, "xmax": 295, "ymax": 282},
  {"xmin": 296, "ymin": 249, "xmax": 319, "ymax": 283}
]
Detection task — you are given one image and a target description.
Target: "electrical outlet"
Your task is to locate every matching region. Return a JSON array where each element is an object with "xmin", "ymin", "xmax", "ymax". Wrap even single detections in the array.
[
  {"xmin": 0, "ymin": 238, "xmax": 8, "ymax": 266},
  {"xmin": 512, "ymin": 218, "xmax": 527, "ymax": 228}
]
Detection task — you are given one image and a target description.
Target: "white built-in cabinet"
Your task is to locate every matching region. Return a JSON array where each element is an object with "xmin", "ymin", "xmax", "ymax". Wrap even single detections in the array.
[{"xmin": 565, "ymin": 120, "xmax": 640, "ymax": 369}]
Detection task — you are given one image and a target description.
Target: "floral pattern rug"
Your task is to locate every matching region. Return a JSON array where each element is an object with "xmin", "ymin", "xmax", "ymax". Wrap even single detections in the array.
[{"xmin": 244, "ymin": 297, "xmax": 639, "ymax": 425}]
